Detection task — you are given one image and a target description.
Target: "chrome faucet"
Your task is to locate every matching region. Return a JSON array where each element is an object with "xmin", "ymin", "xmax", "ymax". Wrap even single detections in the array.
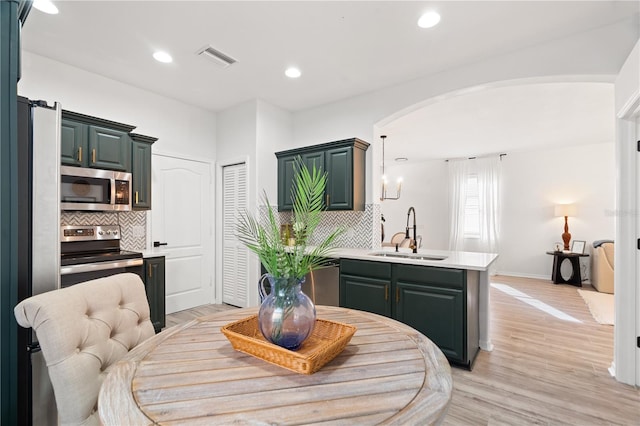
[{"xmin": 405, "ymin": 207, "xmax": 417, "ymax": 253}]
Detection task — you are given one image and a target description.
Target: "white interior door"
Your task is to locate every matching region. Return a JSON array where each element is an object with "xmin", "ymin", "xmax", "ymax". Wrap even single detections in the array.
[
  {"xmin": 152, "ymin": 154, "xmax": 213, "ymax": 314},
  {"xmin": 637, "ymin": 116, "xmax": 640, "ymax": 386},
  {"xmin": 222, "ymin": 163, "xmax": 249, "ymax": 307}
]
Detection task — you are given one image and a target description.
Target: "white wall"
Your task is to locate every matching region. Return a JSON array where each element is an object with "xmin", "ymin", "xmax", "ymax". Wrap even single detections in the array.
[
  {"xmin": 18, "ymin": 52, "xmax": 216, "ymax": 159},
  {"xmin": 216, "ymin": 99, "xmax": 293, "ymax": 203},
  {"xmin": 499, "ymin": 142, "xmax": 615, "ymax": 279},
  {"xmin": 216, "ymin": 100, "xmax": 293, "ymax": 307},
  {"xmin": 380, "ymin": 160, "xmax": 449, "ymax": 250},
  {"xmin": 381, "ymin": 143, "xmax": 615, "ymax": 279},
  {"xmin": 292, "ymin": 20, "xmax": 627, "ymax": 205},
  {"xmin": 256, "ymin": 100, "xmax": 293, "ymax": 202}
]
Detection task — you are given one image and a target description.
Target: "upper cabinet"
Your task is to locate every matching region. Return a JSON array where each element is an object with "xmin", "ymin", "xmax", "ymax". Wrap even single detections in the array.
[
  {"xmin": 60, "ymin": 110, "xmax": 158, "ymax": 211},
  {"xmin": 60, "ymin": 110, "xmax": 136, "ymax": 171},
  {"xmin": 130, "ymin": 133, "xmax": 157, "ymax": 210},
  {"xmin": 275, "ymin": 138, "xmax": 369, "ymax": 211}
]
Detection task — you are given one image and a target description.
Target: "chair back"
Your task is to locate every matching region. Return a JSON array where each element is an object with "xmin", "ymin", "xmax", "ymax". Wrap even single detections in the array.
[{"xmin": 14, "ymin": 273, "xmax": 155, "ymax": 426}]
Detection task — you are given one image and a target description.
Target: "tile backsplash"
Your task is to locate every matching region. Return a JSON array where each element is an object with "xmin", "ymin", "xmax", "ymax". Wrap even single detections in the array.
[
  {"xmin": 62, "ymin": 203, "xmax": 380, "ymax": 253},
  {"xmin": 260, "ymin": 204, "xmax": 379, "ymax": 249},
  {"xmin": 61, "ymin": 211, "xmax": 147, "ymax": 251}
]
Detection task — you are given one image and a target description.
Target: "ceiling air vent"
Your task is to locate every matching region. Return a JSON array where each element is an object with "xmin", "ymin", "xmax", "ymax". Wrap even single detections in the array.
[{"xmin": 196, "ymin": 45, "xmax": 237, "ymax": 68}]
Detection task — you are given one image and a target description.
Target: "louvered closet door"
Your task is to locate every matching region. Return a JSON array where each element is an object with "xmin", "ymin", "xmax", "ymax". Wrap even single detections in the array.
[{"xmin": 222, "ymin": 163, "xmax": 249, "ymax": 307}]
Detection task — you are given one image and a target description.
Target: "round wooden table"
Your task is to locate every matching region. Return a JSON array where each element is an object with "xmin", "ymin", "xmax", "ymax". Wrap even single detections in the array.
[{"xmin": 99, "ymin": 306, "xmax": 452, "ymax": 425}]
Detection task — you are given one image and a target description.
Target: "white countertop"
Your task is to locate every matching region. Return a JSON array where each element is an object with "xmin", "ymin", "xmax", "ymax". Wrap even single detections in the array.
[
  {"xmin": 140, "ymin": 250, "xmax": 168, "ymax": 259},
  {"xmin": 329, "ymin": 247, "xmax": 498, "ymax": 271},
  {"xmin": 141, "ymin": 246, "xmax": 496, "ymax": 271}
]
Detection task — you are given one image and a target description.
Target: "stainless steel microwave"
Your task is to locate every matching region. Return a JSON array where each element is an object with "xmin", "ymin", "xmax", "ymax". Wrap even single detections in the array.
[{"xmin": 60, "ymin": 166, "xmax": 132, "ymax": 211}]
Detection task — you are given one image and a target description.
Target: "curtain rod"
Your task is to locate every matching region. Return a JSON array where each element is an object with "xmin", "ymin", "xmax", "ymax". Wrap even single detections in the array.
[{"xmin": 445, "ymin": 153, "xmax": 507, "ymax": 162}]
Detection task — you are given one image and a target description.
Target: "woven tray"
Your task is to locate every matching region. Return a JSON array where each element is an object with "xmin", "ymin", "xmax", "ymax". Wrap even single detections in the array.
[{"xmin": 221, "ymin": 315, "xmax": 356, "ymax": 374}]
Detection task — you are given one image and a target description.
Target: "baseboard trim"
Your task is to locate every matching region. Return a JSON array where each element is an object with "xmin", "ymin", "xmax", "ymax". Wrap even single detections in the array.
[{"xmin": 492, "ymin": 271, "xmax": 549, "ymax": 281}]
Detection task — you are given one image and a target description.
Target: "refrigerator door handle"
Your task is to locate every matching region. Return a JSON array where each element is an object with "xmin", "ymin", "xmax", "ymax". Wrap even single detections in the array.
[{"xmin": 27, "ymin": 342, "xmax": 41, "ymax": 354}]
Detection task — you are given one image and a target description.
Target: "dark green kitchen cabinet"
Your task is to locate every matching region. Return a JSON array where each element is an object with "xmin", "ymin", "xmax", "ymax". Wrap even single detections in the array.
[
  {"xmin": 339, "ymin": 258, "xmax": 479, "ymax": 369},
  {"xmin": 130, "ymin": 133, "xmax": 157, "ymax": 210},
  {"xmin": 340, "ymin": 259, "xmax": 392, "ymax": 317},
  {"xmin": 61, "ymin": 119, "xmax": 87, "ymax": 166},
  {"xmin": 394, "ymin": 264, "xmax": 469, "ymax": 364},
  {"xmin": 88, "ymin": 125, "xmax": 131, "ymax": 171},
  {"xmin": 277, "ymin": 151, "xmax": 324, "ymax": 211},
  {"xmin": 144, "ymin": 256, "xmax": 166, "ymax": 333},
  {"xmin": 60, "ymin": 110, "xmax": 136, "ymax": 171},
  {"xmin": 275, "ymin": 138, "xmax": 369, "ymax": 211}
]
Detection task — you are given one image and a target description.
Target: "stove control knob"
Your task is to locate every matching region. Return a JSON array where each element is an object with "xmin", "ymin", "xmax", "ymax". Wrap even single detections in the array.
[
  {"xmin": 113, "ymin": 231, "xmax": 118, "ymax": 235},
  {"xmin": 98, "ymin": 231, "xmax": 104, "ymax": 235},
  {"xmin": 106, "ymin": 230, "xmax": 111, "ymax": 235}
]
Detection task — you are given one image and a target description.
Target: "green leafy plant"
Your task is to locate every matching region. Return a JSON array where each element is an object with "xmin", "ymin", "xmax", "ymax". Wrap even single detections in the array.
[{"xmin": 236, "ymin": 157, "xmax": 344, "ymax": 280}]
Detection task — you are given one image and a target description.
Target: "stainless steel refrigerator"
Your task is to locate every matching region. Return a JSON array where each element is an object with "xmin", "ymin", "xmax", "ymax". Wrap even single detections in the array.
[{"xmin": 16, "ymin": 96, "xmax": 61, "ymax": 425}]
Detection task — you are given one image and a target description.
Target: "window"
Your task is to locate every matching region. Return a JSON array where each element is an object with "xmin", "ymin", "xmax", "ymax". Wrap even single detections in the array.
[{"xmin": 464, "ymin": 174, "xmax": 480, "ymax": 238}]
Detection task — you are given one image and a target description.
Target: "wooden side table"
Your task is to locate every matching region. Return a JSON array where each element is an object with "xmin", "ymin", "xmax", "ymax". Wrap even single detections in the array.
[{"xmin": 546, "ymin": 251, "xmax": 590, "ymax": 286}]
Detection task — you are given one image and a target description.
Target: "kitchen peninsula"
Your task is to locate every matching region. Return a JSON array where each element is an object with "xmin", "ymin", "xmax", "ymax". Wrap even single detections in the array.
[{"xmin": 332, "ymin": 247, "xmax": 498, "ymax": 369}]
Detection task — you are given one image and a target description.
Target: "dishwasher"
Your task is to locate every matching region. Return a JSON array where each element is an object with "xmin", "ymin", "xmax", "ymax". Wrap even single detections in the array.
[{"xmin": 307, "ymin": 259, "xmax": 340, "ymax": 307}]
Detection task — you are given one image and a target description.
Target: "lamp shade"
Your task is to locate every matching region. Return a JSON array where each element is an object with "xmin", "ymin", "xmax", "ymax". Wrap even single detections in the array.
[{"xmin": 554, "ymin": 204, "xmax": 577, "ymax": 217}]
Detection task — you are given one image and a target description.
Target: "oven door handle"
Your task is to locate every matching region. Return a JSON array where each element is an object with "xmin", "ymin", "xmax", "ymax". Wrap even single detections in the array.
[{"xmin": 60, "ymin": 258, "xmax": 143, "ymax": 275}]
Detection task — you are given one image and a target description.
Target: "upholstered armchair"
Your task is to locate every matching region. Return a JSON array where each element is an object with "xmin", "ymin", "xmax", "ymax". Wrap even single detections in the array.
[
  {"xmin": 14, "ymin": 273, "xmax": 155, "ymax": 426},
  {"xmin": 591, "ymin": 240, "xmax": 614, "ymax": 294}
]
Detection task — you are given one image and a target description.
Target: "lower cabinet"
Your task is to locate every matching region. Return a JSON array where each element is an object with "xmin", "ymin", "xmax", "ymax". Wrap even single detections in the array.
[
  {"xmin": 339, "ymin": 258, "xmax": 479, "ymax": 369},
  {"xmin": 144, "ymin": 256, "xmax": 166, "ymax": 333}
]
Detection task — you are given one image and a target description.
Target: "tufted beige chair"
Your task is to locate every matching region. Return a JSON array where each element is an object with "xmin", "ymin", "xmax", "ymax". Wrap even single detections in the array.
[
  {"xmin": 591, "ymin": 241, "xmax": 614, "ymax": 294},
  {"xmin": 14, "ymin": 273, "xmax": 155, "ymax": 426}
]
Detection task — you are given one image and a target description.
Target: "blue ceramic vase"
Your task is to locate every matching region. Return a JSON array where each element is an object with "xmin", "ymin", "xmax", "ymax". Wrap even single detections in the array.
[{"xmin": 258, "ymin": 274, "xmax": 316, "ymax": 350}]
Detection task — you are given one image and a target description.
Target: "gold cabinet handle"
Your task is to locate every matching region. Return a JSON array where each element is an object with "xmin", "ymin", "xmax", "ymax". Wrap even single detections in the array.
[
  {"xmin": 148, "ymin": 263, "xmax": 152, "ymax": 278},
  {"xmin": 78, "ymin": 146, "xmax": 82, "ymax": 162},
  {"xmin": 135, "ymin": 191, "xmax": 139, "ymax": 204},
  {"xmin": 91, "ymin": 148, "xmax": 96, "ymax": 164},
  {"xmin": 326, "ymin": 194, "xmax": 329, "ymax": 206},
  {"xmin": 396, "ymin": 287, "xmax": 400, "ymax": 303},
  {"xmin": 384, "ymin": 284, "xmax": 389, "ymax": 301}
]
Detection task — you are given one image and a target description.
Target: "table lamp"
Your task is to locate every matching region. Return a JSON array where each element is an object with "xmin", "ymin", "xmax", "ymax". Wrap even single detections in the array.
[{"xmin": 554, "ymin": 204, "xmax": 577, "ymax": 250}]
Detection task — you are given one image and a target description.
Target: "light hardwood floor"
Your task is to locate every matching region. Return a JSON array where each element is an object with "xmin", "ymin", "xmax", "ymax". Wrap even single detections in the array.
[{"xmin": 165, "ymin": 275, "xmax": 640, "ymax": 425}]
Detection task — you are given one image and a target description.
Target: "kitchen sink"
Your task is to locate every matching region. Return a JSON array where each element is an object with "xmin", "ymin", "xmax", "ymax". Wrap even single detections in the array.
[{"xmin": 369, "ymin": 252, "xmax": 447, "ymax": 261}]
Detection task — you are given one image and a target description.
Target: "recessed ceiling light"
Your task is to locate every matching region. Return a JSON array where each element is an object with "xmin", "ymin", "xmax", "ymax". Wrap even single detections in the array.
[
  {"xmin": 395, "ymin": 157, "xmax": 408, "ymax": 162},
  {"xmin": 153, "ymin": 51, "xmax": 173, "ymax": 64},
  {"xmin": 33, "ymin": 0, "xmax": 58, "ymax": 15},
  {"xmin": 418, "ymin": 11, "xmax": 441, "ymax": 29},
  {"xmin": 285, "ymin": 67, "xmax": 301, "ymax": 78}
]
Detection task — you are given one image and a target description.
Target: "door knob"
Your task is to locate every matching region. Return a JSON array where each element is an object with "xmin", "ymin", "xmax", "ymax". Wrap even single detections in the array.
[{"xmin": 153, "ymin": 241, "xmax": 168, "ymax": 247}]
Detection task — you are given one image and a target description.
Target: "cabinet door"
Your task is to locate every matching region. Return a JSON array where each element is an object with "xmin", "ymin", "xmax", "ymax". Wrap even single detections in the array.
[
  {"xmin": 88, "ymin": 125, "xmax": 130, "ymax": 171},
  {"xmin": 340, "ymin": 274, "xmax": 391, "ymax": 317},
  {"xmin": 61, "ymin": 119, "xmax": 87, "ymax": 166},
  {"xmin": 277, "ymin": 155, "xmax": 296, "ymax": 211},
  {"xmin": 395, "ymin": 281, "xmax": 465, "ymax": 363},
  {"xmin": 325, "ymin": 145, "xmax": 353, "ymax": 210},
  {"xmin": 302, "ymin": 150, "xmax": 325, "ymax": 204},
  {"xmin": 144, "ymin": 256, "xmax": 166, "ymax": 333},
  {"xmin": 302, "ymin": 151, "xmax": 325, "ymax": 175},
  {"xmin": 131, "ymin": 141, "xmax": 152, "ymax": 210},
  {"xmin": 277, "ymin": 152, "xmax": 325, "ymax": 211}
]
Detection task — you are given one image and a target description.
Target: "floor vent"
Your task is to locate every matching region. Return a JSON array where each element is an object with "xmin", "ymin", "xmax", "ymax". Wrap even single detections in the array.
[{"xmin": 196, "ymin": 45, "xmax": 237, "ymax": 68}]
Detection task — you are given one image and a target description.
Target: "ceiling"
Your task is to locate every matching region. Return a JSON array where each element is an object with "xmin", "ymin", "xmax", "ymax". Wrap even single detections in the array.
[
  {"xmin": 20, "ymin": 1, "xmax": 639, "ymax": 160},
  {"xmin": 381, "ymin": 82, "xmax": 616, "ymax": 161}
]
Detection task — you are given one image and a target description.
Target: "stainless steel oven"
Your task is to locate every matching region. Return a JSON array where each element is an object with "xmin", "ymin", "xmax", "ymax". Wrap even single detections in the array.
[
  {"xmin": 60, "ymin": 166, "xmax": 132, "ymax": 212},
  {"xmin": 60, "ymin": 225, "xmax": 143, "ymax": 287}
]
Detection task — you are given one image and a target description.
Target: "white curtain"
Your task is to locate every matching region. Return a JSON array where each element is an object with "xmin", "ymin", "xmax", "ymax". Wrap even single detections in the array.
[
  {"xmin": 476, "ymin": 156, "xmax": 501, "ymax": 253},
  {"xmin": 448, "ymin": 156, "xmax": 501, "ymax": 253},
  {"xmin": 448, "ymin": 159, "xmax": 469, "ymax": 251}
]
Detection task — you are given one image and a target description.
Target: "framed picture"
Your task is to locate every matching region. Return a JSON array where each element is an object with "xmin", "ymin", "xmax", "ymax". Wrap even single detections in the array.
[{"xmin": 571, "ymin": 240, "xmax": 586, "ymax": 254}]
